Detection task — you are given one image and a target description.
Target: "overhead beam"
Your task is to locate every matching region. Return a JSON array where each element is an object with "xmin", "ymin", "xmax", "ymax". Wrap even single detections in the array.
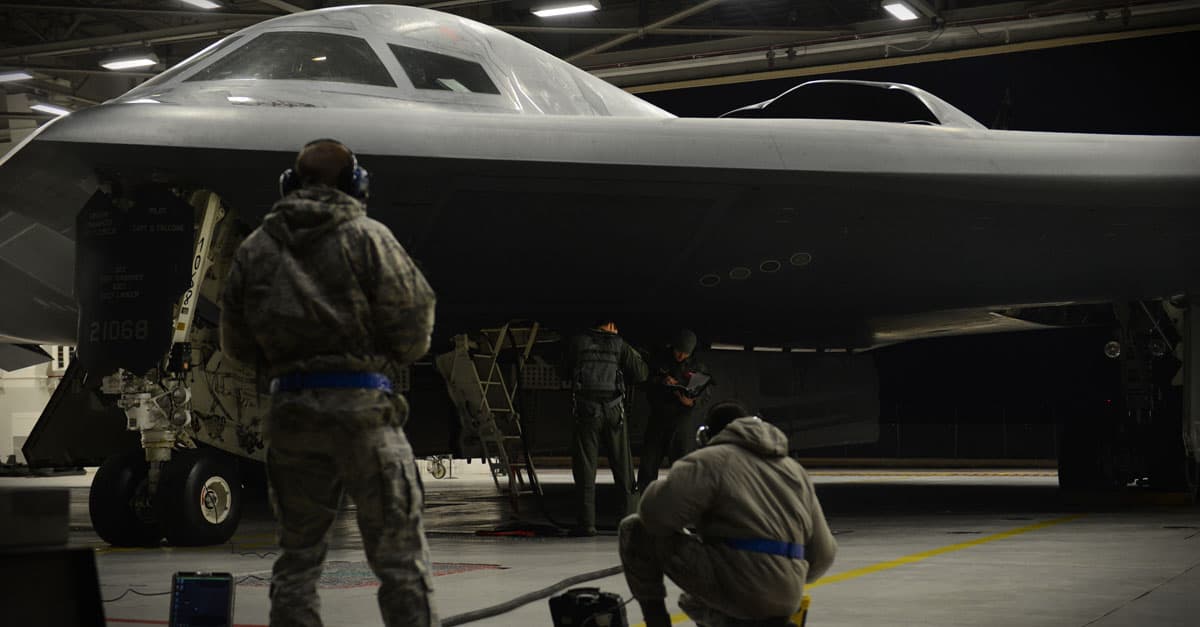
[
  {"xmin": 618, "ymin": 22, "xmax": 1200, "ymax": 93},
  {"xmin": 0, "ymin": 19, "xmax": 260, "ymax": 60},
  {"xmin": 0, "ymin": 1, "xmax": 504, "ymax": 62},
  {"xmin": 565, "ymin": 0, "xmax": 729, "ymax": 62},
  {"xmin": 499, "ymin": 26, "xmax": 646, "ymax": 35},
  {"xmin": 0, "ymin": 112, "xmax": 53, "ymax": 121},
  {"xmin": 0, "ymin": 0, "xmax": 505, "ymax": 16},
  {"xmin": 574, "ymin": 0, "xmax": 1197, "ymax": 68},
  {"xmin": 498, "ymin": 25, "xmax": 851, "ymax": 37},
  {"xmin": 421, "ymin": 0, "xmax": 507, "ymax": 8},
  {"xmin": 1029, "ymin": 0, "xmax": 1098, "ymax": 12},
  {"xmin": 907, "ymin": 0, "xmax": 940, "ymax": 19},
  {"xmin": 62, "ymin": 13, "xmax": 84, "ymax": 39},
  {"xmin": 5, "ymin": 79, "xmax": 99, "ymax": 106},
  {"xmin": 257, "ymin": 0, "xmax": 306, "ymax": 12},
  {"xmin": 0, "ymin": 65, "xmax": 155, "ymax": 78},
  {"xmin": 0, "ymin": 3, "xmax": 277, "ymax": 19},
  {"xmin": 590, "ymin": 0, "xmax": 1200, "ymax": 86},
  {"xmin": 644, "ymin": 27, "xmax": 852, "ymax": 37},
  {"xmin": 26, "ymin": 79, "xmax": 98, "ymax": 104}
]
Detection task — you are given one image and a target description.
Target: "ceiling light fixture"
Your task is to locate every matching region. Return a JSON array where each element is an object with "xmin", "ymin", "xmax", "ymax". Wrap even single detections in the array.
[
  {"xmin": 532, "ymin": 1, "xmax": 601, "ymax": 18},
  {"xmin": 882, "ymin": 1, "xmax": 920, "ymax": 21},
  {"xmin": 31, "ymin": 103, "xmax": 72, "ymax": 117},
  {"xmin": 0, "ymin": 71, "xmax": 33, "ymax": 82},
  {"xmin": 101, "ymin": 52, "xmax": 159, "ymax": 71},
  {"xmin": 180, "ymin": 0, "xmax": 222, "ymax": 9}
]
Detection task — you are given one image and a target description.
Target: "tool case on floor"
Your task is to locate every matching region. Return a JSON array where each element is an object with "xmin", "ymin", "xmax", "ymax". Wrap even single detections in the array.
[{"xmin": 549, "ymin": 587, "xmax": 628, "ymax": 627}]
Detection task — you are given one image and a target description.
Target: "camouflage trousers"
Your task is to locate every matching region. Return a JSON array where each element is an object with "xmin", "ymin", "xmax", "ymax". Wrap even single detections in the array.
[{"xmin": 265, "ymin": 388, "xmax": 439, "ymax": 627}]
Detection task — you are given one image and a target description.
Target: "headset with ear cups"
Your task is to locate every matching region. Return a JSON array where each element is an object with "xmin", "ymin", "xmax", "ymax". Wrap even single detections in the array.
[
  {"xmin": 278, "ymin": 138, "xmax": 370, "ymax": 200},
  {"xmin": 696, "ymin": 414, "xmax": 762, "ymax": 447}
]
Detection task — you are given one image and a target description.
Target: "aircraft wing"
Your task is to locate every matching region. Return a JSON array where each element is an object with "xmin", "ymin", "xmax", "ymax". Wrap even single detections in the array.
[
  {"xmin": 1, "ymin": 4, "xmax": 1198, "ymax": 351},
  {"xmin": 3, "ymin": 103, "xmax": 1197, "ymax": 348}
]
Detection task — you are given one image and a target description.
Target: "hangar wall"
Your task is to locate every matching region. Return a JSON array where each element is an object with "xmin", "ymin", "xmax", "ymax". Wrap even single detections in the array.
[
  {"xmin": 804, "ymin": 327, "xmax": 1112, "ymax": 460},
  {"xmin": 1, "ymin": 95, "xmax": 67, "ymax": 464},
  {"xmin": 2, "ymin": 93, "xmax": 37, "ymax": 158},
  {"xmin": 0, "ymin": 346, "xmax": 66, "ymax": 464}
]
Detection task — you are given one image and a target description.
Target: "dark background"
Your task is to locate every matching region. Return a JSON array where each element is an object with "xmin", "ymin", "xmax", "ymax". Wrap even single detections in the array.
[
  {"xmin": 640, "ymin": 32, "xmax": 1200, "ymax": 135},
  {"xmin": 641, "ymin": 32, "xmax": 1198, "ymax": 459}
]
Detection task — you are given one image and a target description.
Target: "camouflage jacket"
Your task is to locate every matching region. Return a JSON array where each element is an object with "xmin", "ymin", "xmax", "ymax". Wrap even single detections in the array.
[{"xmin": 220, "ymin": 186, "xmax": 436, "ymax": 378}]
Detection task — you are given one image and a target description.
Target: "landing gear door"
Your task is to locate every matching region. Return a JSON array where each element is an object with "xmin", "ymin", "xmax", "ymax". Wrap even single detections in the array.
[
  {"xmin": 75, "ymin": 186, "xmax": 194, "ymax": 374},
  {"xmin": 1186, "ymin": 300, "xmax": 1200, "ymax": 464}
]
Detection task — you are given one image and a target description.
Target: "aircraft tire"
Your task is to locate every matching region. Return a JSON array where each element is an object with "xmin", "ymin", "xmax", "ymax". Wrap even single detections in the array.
[
  {"xmin": 1057, "ymin": 420, "xmax": 1115, "ymax": 490},
  {"xmin": 1146, "ymin": 389, "xmax": 1200, "ymax": 495},
  {"xmin": 156, "ymin": 448, "xmax": 242, "ymax": 546},
  {"xmin": 1145, "ymin": 452, "xmax": 1198, "ymax": 495},
  {"xmin": 89, "ymin": 450, "xmax": 163, "ymax": 547}
]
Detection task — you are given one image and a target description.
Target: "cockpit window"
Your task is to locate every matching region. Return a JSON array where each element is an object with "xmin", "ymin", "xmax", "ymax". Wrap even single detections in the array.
[
  {"xmin": 725, "ymin": 82, "xmax": 939, "ymax": 124},
  {"xmin": 389, "ymin": 44, "xmax": 500, "ymax": 95},
  {"xmin": 126, "ymin": 35, "xmax": 243, "ymax": 95},
  {"xmin": 186, "ymin": 31, "xmax": 395, "ymax": 87}
]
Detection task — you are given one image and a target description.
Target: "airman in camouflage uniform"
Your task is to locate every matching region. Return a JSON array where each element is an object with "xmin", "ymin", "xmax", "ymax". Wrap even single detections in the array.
[{"xmin": 221, "ymin": 140, "xmax": 438, "ymax": 627}]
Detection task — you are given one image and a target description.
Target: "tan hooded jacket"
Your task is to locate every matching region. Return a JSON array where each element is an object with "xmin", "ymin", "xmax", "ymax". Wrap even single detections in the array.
[{"xmin": 639, "ymin": 416, "xmax": 837, "ymax": 617}]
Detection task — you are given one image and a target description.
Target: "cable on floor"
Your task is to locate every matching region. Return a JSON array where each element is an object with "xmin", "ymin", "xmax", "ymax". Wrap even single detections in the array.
[
  {"xmin": 103, "ymin": 574, "xmax": 271, "ymax": 603},
  {"xmin": 102, "ymin": 587, "xmax": 172, "ymax": 603},
  {"xmin": 442, "ymin": 564, "xmax": 624, "ymax": 626}
]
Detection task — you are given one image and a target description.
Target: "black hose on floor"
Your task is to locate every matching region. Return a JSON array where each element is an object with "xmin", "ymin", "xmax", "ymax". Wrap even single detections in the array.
[
  {"xmin": 441, "ymin": 564, "xmax": 624, "ymax": 626},
  {"xmin": 530, "ymin": 478, "xmax": 572, "ymax": 532}
]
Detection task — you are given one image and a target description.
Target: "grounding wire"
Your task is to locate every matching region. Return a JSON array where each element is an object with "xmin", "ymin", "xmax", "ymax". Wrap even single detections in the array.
[{"xmin": 442, "ymin": 564, "xmax": 624, "ymax": 626}]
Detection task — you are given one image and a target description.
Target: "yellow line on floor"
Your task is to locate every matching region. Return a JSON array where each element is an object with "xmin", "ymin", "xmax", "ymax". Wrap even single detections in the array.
[
  {"xmin": 809, "ymin": 472, "xmax": 1056, "ymax": 478},
  {"xmin": 806, "ymin": 514, "xmax": 1084, "ymax": 588},
  {"xmin": 633, "ymin": 513, "xmax": 1085, "ymax": 626}
]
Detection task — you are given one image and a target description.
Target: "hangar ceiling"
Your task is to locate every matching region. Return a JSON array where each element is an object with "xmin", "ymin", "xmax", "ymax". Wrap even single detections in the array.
[{"xmin": 0, "ymin": 0, "xmax": 1198, "ymax": 129}]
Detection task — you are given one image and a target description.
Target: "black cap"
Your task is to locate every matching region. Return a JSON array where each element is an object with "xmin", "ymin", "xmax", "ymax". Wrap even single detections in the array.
[{"xmin": 671, "ymin": 329, "xmax": 697, "ymax": 354}]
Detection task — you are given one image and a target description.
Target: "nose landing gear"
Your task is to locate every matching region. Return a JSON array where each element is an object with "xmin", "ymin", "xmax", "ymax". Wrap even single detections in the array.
[
  {"xmin": 79, "ymin": 185, "xmax": 247, "ymax": 546},
  {"xmin": 88, "ymin": 449, "xmax": 161, "ymax": 547},
  {"xmin": 155, "ymin": 448, "xmax": 242, "ymax": 546},
  {"xmin": 88, "ymin": 446, "xmax": 242, "ymax": 547}
]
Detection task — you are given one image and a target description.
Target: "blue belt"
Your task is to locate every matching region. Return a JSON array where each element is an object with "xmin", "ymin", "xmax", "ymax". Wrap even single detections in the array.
[
  {"xmin": 270, "ymin": 372, "xmax": 392, "ymax": 394},
  {"xmin": 724, "ymin": 538, "xmax": 805, "ymax": 560}
]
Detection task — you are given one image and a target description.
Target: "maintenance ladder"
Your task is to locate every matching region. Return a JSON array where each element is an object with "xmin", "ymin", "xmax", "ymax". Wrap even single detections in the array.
[{"xmin": 436, "ymin": 322, "xmax": 543, "ymax": 507}]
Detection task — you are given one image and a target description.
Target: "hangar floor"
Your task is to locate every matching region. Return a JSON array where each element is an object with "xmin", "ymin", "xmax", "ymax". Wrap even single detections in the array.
[{"xmin": 4, "ymin": 465, "xmax": 1200, "ymax": 627}]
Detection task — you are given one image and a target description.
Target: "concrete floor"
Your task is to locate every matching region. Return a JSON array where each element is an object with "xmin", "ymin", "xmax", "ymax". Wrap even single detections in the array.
[{"xmin": 3, "ymin": 464, "xmax": 1199, "ymax": 627}]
